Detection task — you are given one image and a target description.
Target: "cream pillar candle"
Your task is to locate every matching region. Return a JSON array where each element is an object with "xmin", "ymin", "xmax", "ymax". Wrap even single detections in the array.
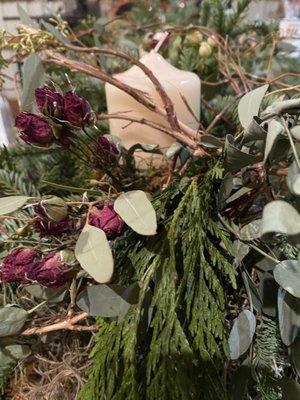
[{"xmin": 105, "ymin": 50, "xmax": 201, "ymax": 154}]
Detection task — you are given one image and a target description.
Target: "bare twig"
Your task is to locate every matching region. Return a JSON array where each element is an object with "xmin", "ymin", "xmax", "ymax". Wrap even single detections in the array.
[
  {"xmin": 21, "ymin": 312, "xmax": 97, "ymax": 335},
  {"xmin": 98, "ymin": 112, "xmax": 198, "ymax": 149},
  {"xmin": 44, "ymin": 50, "xmax": 200, "ymax": 143}
]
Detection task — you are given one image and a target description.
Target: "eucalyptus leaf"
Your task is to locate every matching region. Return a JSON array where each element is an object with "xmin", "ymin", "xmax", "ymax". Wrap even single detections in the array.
[
  {"xmin": 114, "ymin": 190, "xmax": 157, "ymax": 236},
  {"xmin": 226, "ymin": 187, "xmax": 251, "ymax": 204},
  {"xmin": 21, "ymin": 54, "xmax": 45, "ymax": 111},
  {"xmin": 224, "ymin": 135, "xmax": 263, "ymax": 172},
  {"xmin": 41, "ymin": 20, "xmax": 70, "ymax": 44},
  {"xmin": 287, "ymin": 161, "xmax": 300, "ymax": 195},
  {"xmin": 261, "ymin": 200, "xmax": 300, "ymax": 242},
  {"xmin": 233, "ymin": 240, "xmax": 250, "ymax": 268},
  {"xmin": 269, "ymin": 98, "xmax": 300, "ymax": 114},
  {"xmin": 76, "ymin": 283, "xmax": 139, "ymax": 319},
  {"xmin": 199, "ymin": 134, "xmax": 223, "ymax": 149},
  {"xmin": 0, "ymin": 348, "xmax": 15, "ymax": 374},
  {"xmin": 75, "ymin": 224, "xmax": 114, "ymax": 283},
  {"xmin": 0, "ymin": 306, "xmax": 28, "ymax": 337},
  {"xmin": 17, "ymin": 3, "xmax": 39, "ymax": 28},
  {"xmin": 24, "ymin": 284, "xmax": 67, "ymax": 304},
  {"xmin": 2, "ymin": 344, "xmax": 31, "ymax": 360},
  {"xmin": 274, "ymin": 260, "xmax": 300, "ymax": 298},
  {"xmin": 0, "ymin": 196, "xmax": 30, "ymax": 216},
  {"xmin": 128, "ymin": 143, "xmax": 162, "ymax": 158},
  {"xmin": 239, "ymin": 219, "xmax": 262, "ymax": 241},
  {"xmin": 217, "ymin": 173, "xmax": 233, "ymax": 210},
  {"xmin": 264, "ymin": 119, "xmax": 286, "ymax": 164},
  {"xmin": 238, "ymin": 84, "xmax": 269, "ymax": 129},
  {"xmin": 166, "ymin": 142, "xmax": 183, "ymax": 159},
  {"xmin": 235, "ymin": 116, "xmax": 267, "ymax": 147},
  {"xmin": 228, "ymin": 309, "xmax": 256, "ymax": 360},
  {"xmin": 278, "ymin": 288, "xmax": 300, "ymax": 346},
  {"xmin": 291, "ymin": 125, "xmax": 300, "ymax": 140}
]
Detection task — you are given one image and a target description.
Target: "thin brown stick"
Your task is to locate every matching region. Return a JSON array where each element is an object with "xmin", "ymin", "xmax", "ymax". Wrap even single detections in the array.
[
  {"xmin": 63, "ymin": 43, "xmax": 180, "ymax": 132},
  {"xmin": 98, "ymin": 112, "xmax": 198, "ymax": 149},
  {"xmin": 206, "ymin": 93, "xmax": 243, "ymax": 133},
  {"xmin": 21, "ymin": 312, "xmax": 97, "ymax": 335},
  {"xmin": 44, "ymin": 50, "xmax": 200, "ymax": 143}
]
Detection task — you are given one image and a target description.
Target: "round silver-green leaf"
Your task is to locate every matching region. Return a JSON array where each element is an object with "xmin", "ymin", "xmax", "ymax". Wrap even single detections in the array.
[
  {"xmin": 114, "ymin": 190, "xmax": 157, "ymax": 236},
  {"xmin": 0, "ymin": 306, "xmax": 28, "ymax": 337},
  {"xmin": 24, "ymin": 284, "xmax": 67, "ymax": 303},
  {"xmin": 261, "ymin": 200, "xmax": 300, "ymax": 241},
  {"xmin": 75, "ymin": 224, "xmax": 114, "ymax": 283},
  {"xmin": 274, "ymin": 260, "xmax": 300, "ymax": 298},
  {"xmin": 228, "ymin": 309, "xmax": 256, "ymax": 360},
  {"xmin": 287, "ymin": 161, "xmax": 300, "ymax": 195},
  {"xmin": 278, "ymin": 288, "xmax": 300, "ymax": 346},
  {"xmin": 238, "ymin": 84, "xmax": 269, "ymax": 129},
  {"xmin": 0, "ymin": 196, "xmax": 30, "ymax": 216}
]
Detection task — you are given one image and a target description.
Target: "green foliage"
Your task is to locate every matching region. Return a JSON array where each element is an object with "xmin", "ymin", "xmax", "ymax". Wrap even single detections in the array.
[
  {"xmin": 0, "ymin": 141, "xmax": 83, "ymax": 195},
  {"xmin": 0, "ymin": 169, "xmax": 39, "ymax": 197},
  {"xmin": 254, "ymin": 316, "xmax": 283, "ymax": 400},
  {"xmin": 80, "ymin": 166, "xmax": 236, "ymax": 400}
]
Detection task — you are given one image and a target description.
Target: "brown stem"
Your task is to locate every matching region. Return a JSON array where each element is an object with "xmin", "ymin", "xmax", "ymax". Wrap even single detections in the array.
[
  {"xmin": 63, "ymin": 43, "xmax": 180, "ymax": 132},
  {"xmin": 98, "ymin": 112, "xmax": 198, "ymax": 149},
  {"xmin": 206, "ymin": 93, "xmax": 244, "ymax": 133},
  {"xmin": 44, "ymin": 50, "xmax": 199, "ymax": 143},
  {"xmin": 21, "ymin": 312, "xmax": 96, "ymax": 335}
]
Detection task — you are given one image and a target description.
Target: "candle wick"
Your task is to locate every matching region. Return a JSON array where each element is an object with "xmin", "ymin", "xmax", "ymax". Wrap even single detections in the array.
[{"xmin": 153, "ymin": 32, "xmax": 169, "ymax": 53}]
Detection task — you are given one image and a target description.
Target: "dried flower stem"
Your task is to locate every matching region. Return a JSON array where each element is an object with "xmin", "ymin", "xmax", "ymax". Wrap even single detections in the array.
[
  {"xmin": 98, "ymin": 112, "xmax": 198, "ymax": 149},
  {"xmin": 21, "ymin": 311, "xmax": 96, "ymax": 335},
  {"xmin": 44, "ymin": 49, "xmax": 200, "ymax": 143}
]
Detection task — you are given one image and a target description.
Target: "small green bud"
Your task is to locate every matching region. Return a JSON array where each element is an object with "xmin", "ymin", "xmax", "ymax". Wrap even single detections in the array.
[
  {"xmin": 199, "ymin": 42, "xmax": 212, "ymax": 57},
  {"xmin": 60, "ymin": 249, "xmax": 77, "ymax": 266},
  {"xmin": 15, "ymin": 225, "xmax": 29, "ymax": 237},
  {"xmin": 39, "ymin": 196, "xmax": 68, "ymax": 222}
]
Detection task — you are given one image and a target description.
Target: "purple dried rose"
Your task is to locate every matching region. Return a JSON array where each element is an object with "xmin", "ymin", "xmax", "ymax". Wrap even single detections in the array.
[
  {"xmin": 89, "ymin": 202, "xmax": 124, "ymax": 240},
  {"xmin": 35, "ymin": 85, "xmax": 63, "ymax": 117},
  {"xmin": 33, "ymin": 216, "xmax": 71, "ymax": 237},
  {"xmin": 62, "ymin": 91, "xmax": 95, "ymax": 127},
  {"xmin": 34, "ymin": 251, "xmax": 74, "ymax": 288},
  {"xmin": 15, "ymin": 112, "xmax": 54, "ymax": 146},
  {"xmin": 96, "ymin": 136, "xmax": 119, "ymax": 165},
  {"xmin": 0, "ymin": 247, "xmax": 40, "ymax": 284}
]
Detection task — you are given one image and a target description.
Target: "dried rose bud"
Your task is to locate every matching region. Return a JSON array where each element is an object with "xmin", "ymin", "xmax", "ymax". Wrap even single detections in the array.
[
  {"xmin": 96, "ymin": 136, "xmax": 119, "ymax": 165},
  {"xmin": 34, "ymin": 251, "xmax": 74, "ymax": 288},
  {"xmin": 34, "ymin": 196, "xmax": 68, "ymax": 222},
  {"xmin": 33, "ymin": 216, "xmax": 70, "ymax": 237},
  {"xmin": 89, "ymin": 202, "xmax": 124, "ymax": 240},
  {"xmin": 15, "ymin": 112, "xmax": 54, "ymax": 146},
  {"xmin": 53, "ymin": 125, "xmax": 74, "ymax": 148},
  {"xmin": 0, "ymin": 247, "xmax": 40, "ymax": 284},
  {"xmin": 62, "ymin": 91, "xmax": 95, "ymax": 127},
  {"xmin": 35, "ymin": 85, "xmax": 63, "ymax": 117}
]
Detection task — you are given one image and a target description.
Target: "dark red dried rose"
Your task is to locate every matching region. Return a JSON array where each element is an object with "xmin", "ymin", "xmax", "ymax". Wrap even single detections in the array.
[
  {"xmin": 35, "ymin": 85, "xmax": 63, "ymax": 117},
  {"xmin": 34, "ymin": 251, "xmax": 74, "ymax": 288},
  {"xmin": 96, "ymin": 136, "xmax": 119, "ymax": 165},
  {"xmin": 0, "ymin": 247, "xmax": 40, "ymax": 284},
  {"xmin": 62, "ymin": 91, "xmax": 94, "ymax": 127},
  {"xmin": 33, "ymin": 216, "xmax": 70, "ymax": 237},
  {"xmin": 15, "ymin": 112, "xmax": 54, "ymax": 146},
  {"xmin": 89, "ymin": 202, "xmax": 124, "ymax": 240}
]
